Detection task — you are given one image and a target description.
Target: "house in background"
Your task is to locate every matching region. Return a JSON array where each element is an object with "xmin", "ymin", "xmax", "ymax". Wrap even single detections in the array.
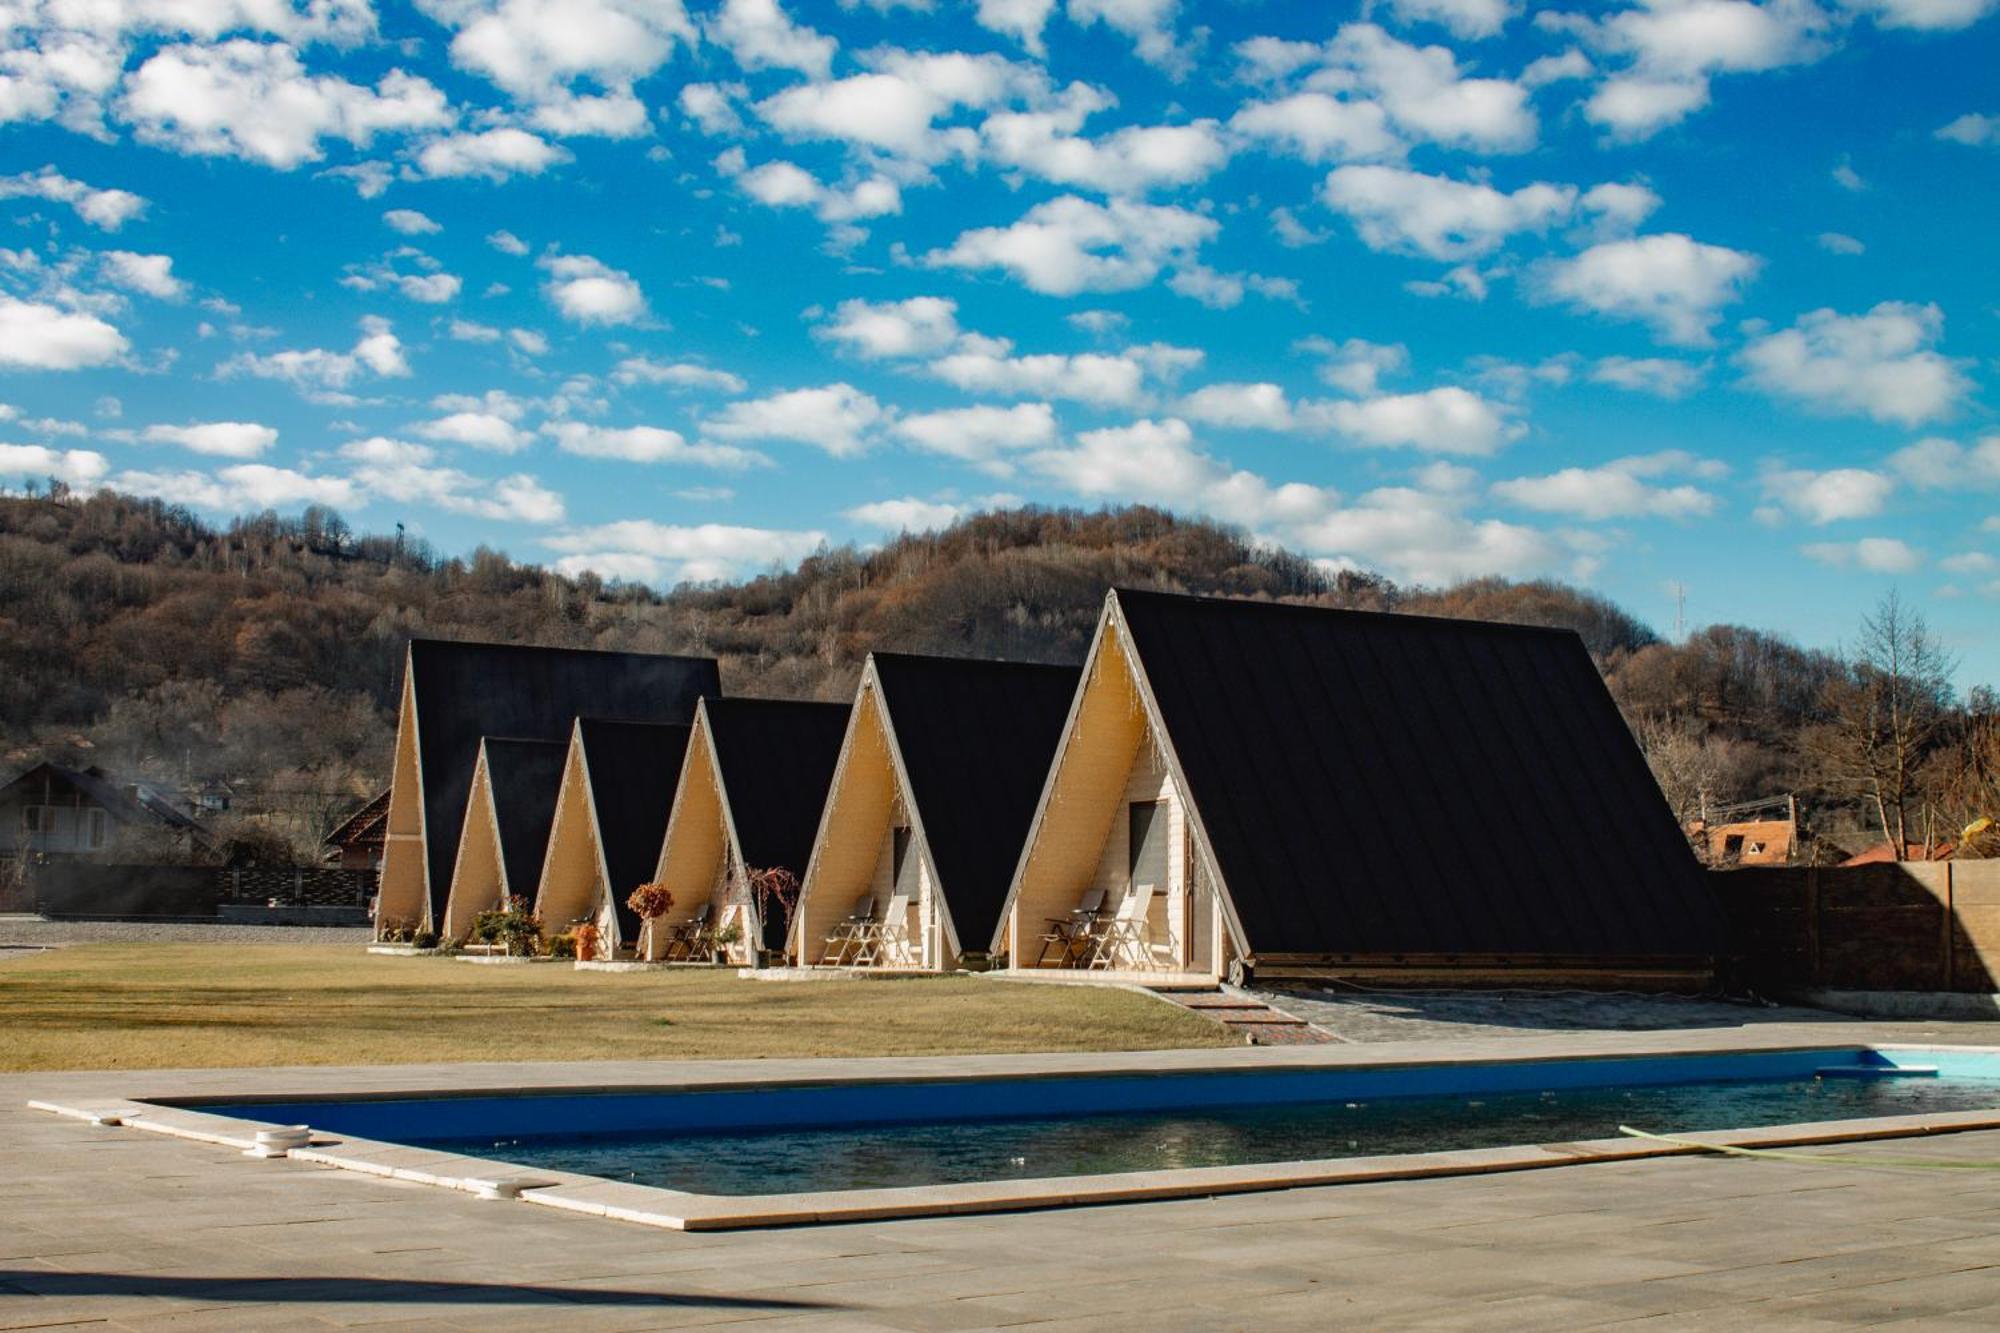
[
  {"xmin": 533, "ymin": 719, "xmax": 693, "ymax": 955},
  {"xmin": 649, "ymin": 697, "xmax": 850, "ymax": 964},
  {"xmin": 792, "ymin": 653, "xmax": 1082, "ymax": 972},
  {"xmin": 0, "ymin": 762, "xmax": 209, "ymax": 861},
  {"xmin": 997, "ymin": 589, "xmax": 1724, "ymax": 988},
  {"xmin": 1686, "ymin": 794, "xmax": 1798, "ymax": 866},
  {"xmin": 373, "ymin": 638, "xmax": 718, "ymax": 935},
  {"xmin": 321, "ymin": 790, "xmax": 389, "ymax": 871},
  {"xmin": 438, "ymin": 738, "xmax": 566, "ymax": 941}
]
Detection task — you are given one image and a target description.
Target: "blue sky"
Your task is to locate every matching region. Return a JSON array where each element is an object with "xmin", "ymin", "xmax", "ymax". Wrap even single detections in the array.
[{"xmin": 1, "ymin": 0, "xmax": 1996, "ymax": 682}]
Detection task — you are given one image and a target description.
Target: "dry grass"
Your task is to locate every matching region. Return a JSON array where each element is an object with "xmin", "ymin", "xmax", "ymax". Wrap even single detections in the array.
[{"xmin": 0, "ymin": 944, "xmax": 1233, "ymax": 1072}]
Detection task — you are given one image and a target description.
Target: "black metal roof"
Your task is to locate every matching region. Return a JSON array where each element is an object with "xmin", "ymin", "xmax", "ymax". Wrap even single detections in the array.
[
  {"xmin": 477, "ymin": 738, "xmax": 567, "ymax": 903},
  {"xmin": 872, "ymin": 653, "xmax": 1082, "ymax": 952},
  {"xmin": 1112, "ymin": 588, "xmax": 1722, "ymax": 959},
  {"xmin": 701, "ymin": 698, "xmax": 851, "ymax": 951},
  {"xmin": 576, "ymin": 718, "xmax": 693, "ymax": 940},
  {"xmin": 406, "ymin": 639, "xmax": 717, "ymax": 915}
]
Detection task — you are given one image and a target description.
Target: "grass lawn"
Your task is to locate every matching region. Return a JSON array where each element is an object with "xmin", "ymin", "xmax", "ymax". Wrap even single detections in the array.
[{"xmin": 0, "ymin": 943, "xmax": 1234, "ymax": 1071}]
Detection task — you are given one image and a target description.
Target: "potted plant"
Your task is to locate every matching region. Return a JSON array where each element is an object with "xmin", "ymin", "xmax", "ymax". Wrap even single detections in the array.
[
  {"xmin": 711, "ymin": 921, "xmax": 743, "ymax": 966},
  {"xmin": 573, "ymin": 921, "xmax": 602, "ymax": 963},
  {"xmin": 626, "ymin": 882, "xmax": 674, "ymax": 960}
]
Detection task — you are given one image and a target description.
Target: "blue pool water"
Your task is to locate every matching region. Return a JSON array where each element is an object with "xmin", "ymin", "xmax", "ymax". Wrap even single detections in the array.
[{"xmin": 196, "ymin": 1048, "xmax": 2000, "ymax": 1196}]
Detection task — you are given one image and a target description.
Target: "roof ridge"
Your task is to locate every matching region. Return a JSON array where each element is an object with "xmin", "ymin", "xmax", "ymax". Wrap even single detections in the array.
[{"xmin": 1111, "ymin": 585, "xmax": 1585, "ymax": 640}]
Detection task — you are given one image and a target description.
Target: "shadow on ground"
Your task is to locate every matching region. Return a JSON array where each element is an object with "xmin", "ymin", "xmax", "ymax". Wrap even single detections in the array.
[
  {"xmin": 1259, "ymin": 988, "xmax": 1846, "ymax": 1042},
  {"xmin": 0, "ymin": 1270, "xmax": 838, "ymax": 1310}
]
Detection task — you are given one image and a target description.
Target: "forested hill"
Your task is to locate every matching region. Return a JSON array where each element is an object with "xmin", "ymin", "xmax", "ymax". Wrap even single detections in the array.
[{"xmin": 1, "ymin": 487, "xmax": 1989, "ymax": 861}]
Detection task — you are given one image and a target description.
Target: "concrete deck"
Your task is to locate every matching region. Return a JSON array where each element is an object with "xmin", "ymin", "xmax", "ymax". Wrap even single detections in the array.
[{"xmin": 7, "ymin": 1019, "xmax": 2000, "ymax": 1328}]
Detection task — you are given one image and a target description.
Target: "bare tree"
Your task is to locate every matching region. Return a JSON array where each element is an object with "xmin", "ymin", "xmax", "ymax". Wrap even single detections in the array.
[
  {"xmin": 1638, "ymin": 714, "xmax": 1726, "ymax": 829},
  {"xmin": 1811, "ymin": 591, "xmax": 1956, "ymax": 856}
]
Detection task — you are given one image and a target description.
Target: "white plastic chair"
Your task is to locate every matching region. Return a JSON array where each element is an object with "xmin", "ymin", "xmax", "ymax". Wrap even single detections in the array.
[{"xmin": 1091, "ymin": 883, "xmax": 1156, "ymax": 970}]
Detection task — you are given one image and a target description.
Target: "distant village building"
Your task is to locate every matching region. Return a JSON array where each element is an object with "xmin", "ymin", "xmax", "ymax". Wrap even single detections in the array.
[
  {"xmin": 321, "ymin": 790, "xmax": 390, "ymax": 871},
  {"xmin": 0, "ymin": 762, "xmax": 208, "ymax": 860},
  {"xmin": 1686, "ymin": 795, "xmax": 1799, "ymax": 867}
]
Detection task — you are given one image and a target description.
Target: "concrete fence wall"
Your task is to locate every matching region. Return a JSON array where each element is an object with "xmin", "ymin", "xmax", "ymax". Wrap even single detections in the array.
[{"xmin": 1712, "ymin": 860, "xmax": 2000, "ymax": 994}]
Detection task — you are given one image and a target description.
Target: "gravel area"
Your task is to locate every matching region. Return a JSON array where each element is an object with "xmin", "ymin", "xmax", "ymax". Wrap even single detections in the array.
[
  {"xmin": 0, "ymin": 915, "xmax": 371, "ymax": 948},
  {"xmin": 1255, "ymin": 984, "xmax": 1847, "ymax": 1043}
]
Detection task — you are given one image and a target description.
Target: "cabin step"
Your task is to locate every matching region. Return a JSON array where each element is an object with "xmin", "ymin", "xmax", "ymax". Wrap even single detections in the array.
[{"xmin": 1147, "ymin": 987, "xmax": 1341, "ymax": 1045}]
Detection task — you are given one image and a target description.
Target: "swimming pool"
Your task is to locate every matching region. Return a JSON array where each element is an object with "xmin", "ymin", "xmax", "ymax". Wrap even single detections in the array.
[{"xmin": 192, "ymin": 1047, "xmax": 2000, "ymax": 1196}]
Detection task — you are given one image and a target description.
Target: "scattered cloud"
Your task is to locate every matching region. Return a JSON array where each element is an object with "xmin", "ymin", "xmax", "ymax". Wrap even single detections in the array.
[
  {"xmin": 1739, "ymin": 302, "xmax": 1972, "ymax": 426},
  {"xmin": 546, "ymin": 421, "xmax": 768, "ymax": 467},
  {"xmin": 1801, "ymin": 536, "xmax": 1922, "ymax": 573},
  {"xmin": 922, "ymin": 195, "xmax": 1217, "ymax": 296},
  {"xmin": 703, "ymin": 384, "xmax": 884, "ymax": 457},
  {"xmin": 141, "ymin": 421, "xmax": 277, "ymax": 459},
  {"xmin": 1536, "ymin": 233, "xmax": 1760, "ymax": 345},
  {"xmin": 1759, "ymin": 466, "xmax": 1895, "ymax": 525},
  {"xmin": 544, "ymin": 519, "xmax": 828, "ymax": 584},
  {"xmin": 845, "ymin": 496, "xmax": 967, "ymax": 530},
  {"xmin": 1492, "ymin": 451, "xmax": 1721, "ymax": 519},
  {"xmin": 611, "ymin": 358, "xmax": 746, "ymax": 392},
  {"xmin": 0, "ymin": 168, "xmax": 145, "ymax": 229},
  {"xmin": 0, "ymin": 296, "xmax": 128, "ymax": 370},
  {"xmin": 539, "ymin": 253, "xmax": 646, "ymax": 325}
]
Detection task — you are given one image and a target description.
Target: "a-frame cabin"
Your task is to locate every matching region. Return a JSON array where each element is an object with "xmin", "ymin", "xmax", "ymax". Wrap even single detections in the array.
[
  {"xmin": 792, "ymin": 653, "xmax": 1081, "ymax": 971},
  {"xmin": 438, "ymin": 737, "xmax": 566, "ymax": 941},
  {"xmin": 648, "ymin": 697, "xmax": 851, "ymax": 964},
  {"xmin": 996, "ymin": 588, "xmax": 1724, "ymax": 988},
  {"xmin": 374, "ymin": 639, "xmax": 717, "ymax": 936},
  {"xmin": 533, "ymin": 719, "xmax": 693, "ymax": 954}
]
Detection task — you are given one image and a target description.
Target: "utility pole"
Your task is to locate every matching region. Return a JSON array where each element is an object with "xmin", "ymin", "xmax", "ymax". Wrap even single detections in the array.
[{"xmin": 1671, "ymin": 582, "xmax": 1687, "ymax": 642}]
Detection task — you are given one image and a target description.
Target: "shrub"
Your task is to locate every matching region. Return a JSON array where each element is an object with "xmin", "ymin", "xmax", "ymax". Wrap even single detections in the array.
[
  {"xmin": 471, "ymin": 898, "xmax": 541, "ymax": 955},
  {"xmin": 547, "ymin": 932, "xmax": 578, "ymax": 960},
  {"xmin": 573, "ymin": 922, "xmax": 602, "ymax": 962},
  {"xmin": 411, "ymin": 929, "xmax": 438, "ymax": 950}
]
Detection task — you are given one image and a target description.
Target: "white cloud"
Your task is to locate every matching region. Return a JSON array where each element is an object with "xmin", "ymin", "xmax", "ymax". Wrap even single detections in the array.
[
  {"xmin": 922, "ymin": 195, "xmax": 1217, "ymax": 296},
  {"xmin": 891, "ymin": 402, "xmax": 1058, "ymax": 467},
  {"xmin": 221, "ymin": 316, "xmax": 409, "ymax": 394},
  {"xmin": 1740, "ymin": 303, "xmax": 1971, "ymax": 426},
  {"xmin": 1388, "ymin": 0, "xmax": 1521, "ymax": 39},
  {"xmin": 1491, "ymin": 450, "xmax": 1719, "ymax": 519},
  {"xmin": 707, "ymin": 0, "xmax": 836, "ymax": 78},
  {"xmin": 0, "ymin": 442, "xmax": 110, "ymax": 487},
  {"xmin": 415, "ymin": 128, "xmax": 569, "ymax": 181},
  {"xmin": 418, "ymin": 0, "xmax": 695, "ymax": 102},
  {"xmin": 734, "ymin": 160, "xmax": 901, "ymax": 224},
  {"xmin": 120, "ymin": 41, "xmax": 451, "ymax": 170},
  {"xmin": 383, "ymin": 208, "xmax": 440, "ymax": 235},
  {"xmin": 142, "ymin": 421, "xmax": 276, "ymax": 459},
  {"xmin": 1177, "ymin": 382, "xmax": 1294, "ymax": 430},
  {"xmin": 1589, "ymin": 355, "xmax": 1705, "ymax": 397},
  {"xmin": 1537, "ymin": 233, "xmax": 1759, "ymax": 345},
  {"xmin": 929, "ymin": 336, "xmax": 1198, "ymax": 407},
  {"xmin": 545, "ymin": 421, "xmax": 767, "ymax": 467},
  {"xmin": 1028, "ymin": 417, "xmax": 1339, "ymax": 530},
  {"xmin": 1290, "ymin": 484, "xmax": 1573, "ymax": 585},
  {"xmin": 544, "ymin": 519, "xmax": 827, "ymax": 584},
  {"xmin": 509, "ymin": 327, "xmax": 549, "ymax": 355},
  {"xmin": 98, "ymin": 250, "xmax": 186, "ymax": 300},
  {"xmin": 1937, "ymin": 112, "xmax": 1998, "ymax": 146},
  {"xmin": 1801, "ymin": 537, "xmax": 1922, "ymax": 573},
  {"xmin": 1317, "ymin": 23, "xmax": 1537, "ymax": 153},
  {"xmin": 113, "ymin": 463, "xmax": 361, "ymax": 512},
  {"xmin": 1845, "ymin": 0, "xmax": 1998, "ymax": 30},
  {"xmin": 1320, "ymin": 165, "xmax": 1574, "ymax": 261},
  {"xmin": 981, "ymin": 104, "xmax": 1231, "ymax": 195},
  {"xmin": 1760, "ymin": 466, "xmax": 1894, "ymax": 524},
  {"xmin": 1068, "ymin": 0, "xmax": 1189, "ymax": 72},
  {"xmin": 1817, "ymin": 231, "xmax": 1865, "ymax": 255},
  {"xmin": 611, "ymin": 358, "xmax": 746, "ymax": 392},
  {"xmin": 1166, "ymin": 265, "xmax": 1300, "ymax": 309},
  {"xmin": 417, "ymin": 412, "xmax": 531, "ymax": 453},
  {"xmin": 526, "ymin": 89, "xmax": 649, "ymax": 138},
  {"xmin": 975, "ymin": 0, "xmax": 1059, "ymax": 54},
  {"xmin": 487, "ymin": 229, "xmax": 530, "ymax": 255},
  {"xmin": 339, "ymin": 436, "xmax": 566, "ymax": 522},
  {"xmin": 538, "ymin": 253, "xmax": 645, "ymax": 325},
  {"xmin": 1229, "ymin": 92, "xmax": 1400, "ymax": 164},
  {"xmin": 703, "ymin": 384, "xmax": 884, "ymax": 457},
  {"xmin": 1307, "ymin": 386, "xmax": 1523, "ymax": 454},
  {"xmin": 817, "ymin": 296, "xmax": 960, "ymax": 360},
  {"xmin": 679, "ymin": 82, "xmax": 745, "ymax": 134},
  {"xmin": 845, "ymin": 497, "xmax": 966, "ymax": 530},
  {"xmin": 1299, "ymin": 337, "xmax": 1409, "ymax": 395},
  {"xmin": 753, "ymin": 49, "xmax": 1036, "ymax": 159},
  {"xmin": 0, "ymin": 167, "xmax": 145, "ymax": 229},
  {"xmin": 395, "ymin": 272, "xmax": 460, "ymax": 303},
  {"xmin": 1890, "ymin": 435, "xmax": 2000, "ymax": 490},
  {"xmin": 1562, "ymin": 0, "xmax": 1830, "ymax": 139},
  {"xmin": 0, "ymin": 296, "xmax": 127, "ymax": 370},
  {"xmin": 450, "ymin": 319, "xmax": 501, "ymax": 342}
]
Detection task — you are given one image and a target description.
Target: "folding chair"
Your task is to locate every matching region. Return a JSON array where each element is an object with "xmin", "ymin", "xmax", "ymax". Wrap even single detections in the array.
[
  {"xmin": 1090, "ymin": 883, "xmax": 1156, "ymax": 970},
  {"xmin": 853, "ymin": 893, "xmax": 912, "ymax": 967},
  {"xmin": 822, "ymin": 894, "xmax": 875, "ymax": 965},
  {"xmin": 662, "ymin": 902, "xmax": 710, "ymax": 962},
  {"xmin": 1037, "ymin": 887, "xmax": 1106, "ymax": 967}
]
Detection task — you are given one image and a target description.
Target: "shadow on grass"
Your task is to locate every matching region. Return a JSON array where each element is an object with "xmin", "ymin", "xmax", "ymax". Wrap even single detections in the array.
[{"xmin": 0, "ymin": 1269, "xmax": 839, "ymax": 1310}]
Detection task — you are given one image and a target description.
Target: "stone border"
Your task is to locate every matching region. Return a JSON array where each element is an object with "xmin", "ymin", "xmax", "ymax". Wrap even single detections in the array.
[{"xmin": 26, "ymin": 1037, "xmax": 2000, "ymax": 1231}]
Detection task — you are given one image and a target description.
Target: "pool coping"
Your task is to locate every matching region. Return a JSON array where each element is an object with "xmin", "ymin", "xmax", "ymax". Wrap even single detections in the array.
[{"xmin": 26, "ymin": 1032, "xmax": 2000, "ymax": 1231}]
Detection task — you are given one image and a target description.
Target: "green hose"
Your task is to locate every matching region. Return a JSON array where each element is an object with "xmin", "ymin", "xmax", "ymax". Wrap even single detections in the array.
[{"xmin": 1617, "ymin": 1124, "xmax": 2000, "ymax": 1170}]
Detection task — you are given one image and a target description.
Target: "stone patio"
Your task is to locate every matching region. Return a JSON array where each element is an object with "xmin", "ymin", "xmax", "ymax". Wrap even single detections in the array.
[{"xmin": 5, "ymin": 1019, "xmax": 2000, "ymax": 1329}]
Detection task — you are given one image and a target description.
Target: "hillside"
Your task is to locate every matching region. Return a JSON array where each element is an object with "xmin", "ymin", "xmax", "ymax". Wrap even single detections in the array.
[{"xmin": 0, "ymin": 487, "xmax": 1989, "ymax": 861}]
